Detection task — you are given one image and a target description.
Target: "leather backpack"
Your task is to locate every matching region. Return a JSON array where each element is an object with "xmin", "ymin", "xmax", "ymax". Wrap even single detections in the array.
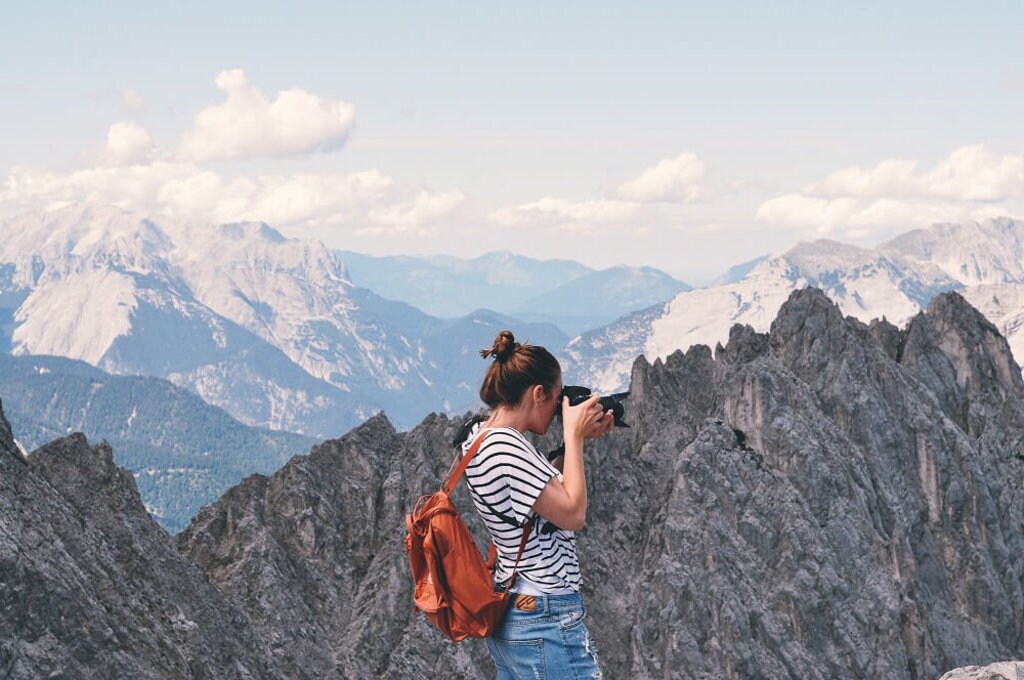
[{"xmin": 405, "ymin": 429, "xmax": 532, "ymax": 641}]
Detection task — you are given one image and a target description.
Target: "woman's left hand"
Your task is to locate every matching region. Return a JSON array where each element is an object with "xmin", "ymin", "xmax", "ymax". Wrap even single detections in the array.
[{"xmin": 582, "ymin": 405, "xmax": 615, "ymax": 440}]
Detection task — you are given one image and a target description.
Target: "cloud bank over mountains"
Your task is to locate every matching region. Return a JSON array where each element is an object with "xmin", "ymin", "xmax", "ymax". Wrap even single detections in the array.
[
  {"xmin": 758, "ymin": 145, "xmax": 1024, "ymax": 241},
  {"xmin": 0, "ymin": 70, "xmax": 461, "ymax": 240},
  {"xmin": 1, "ymin": 68, "xmax": 1022, "ymax": 278}
]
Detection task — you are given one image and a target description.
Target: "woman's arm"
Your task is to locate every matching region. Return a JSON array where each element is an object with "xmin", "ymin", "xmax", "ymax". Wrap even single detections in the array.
[{"xmin": 532, "ymin": 394, "xmax": 614, "ymax": 531}]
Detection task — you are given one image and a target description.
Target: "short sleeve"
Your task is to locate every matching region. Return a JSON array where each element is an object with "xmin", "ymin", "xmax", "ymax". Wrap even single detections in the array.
[{"xmin": 500, "ymin": 439, "xmax": 557, "ymax": 525}]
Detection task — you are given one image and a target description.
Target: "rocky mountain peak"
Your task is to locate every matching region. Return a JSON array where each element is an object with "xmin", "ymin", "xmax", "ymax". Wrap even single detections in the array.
[
  {"xmin": 219, "ymin": 221, "xmax": 287, "ymax": 244},
  {"xmin": 716, "ymin": 322, "xmax": 770, "ymax": 366},
  {"xmin": 0, "ymin": 418, "xmax": 277, "ymax": 678},
  {"xmin": 767, "ymin": 286, "xmax": 861, "ymax": 374},
  {"xmin": 779, "ymin": 237, "xmax": 872, "ymax": 275},
  {"xmin": 882, "ymin": 217, "xmax": 1024, "ymax": 285},
  {"xmin": 900, "ymin": 291, "xmax": 1024, "ymax": 439},
  {"xmin": 923, "ymin": 291, "xmax": 1024, "ymax": 395}
]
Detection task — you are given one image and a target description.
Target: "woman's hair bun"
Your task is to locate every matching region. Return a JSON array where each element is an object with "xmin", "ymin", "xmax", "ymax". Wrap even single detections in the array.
[{"xmin": 480, "ymin": 330, "xmax": 518, "ymax": 361}]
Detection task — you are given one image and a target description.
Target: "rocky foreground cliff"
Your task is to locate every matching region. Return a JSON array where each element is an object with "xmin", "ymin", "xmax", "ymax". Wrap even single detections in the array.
[{"xmin": 2, "ymin": 288, "xmax": 1023, "ymax": 679}]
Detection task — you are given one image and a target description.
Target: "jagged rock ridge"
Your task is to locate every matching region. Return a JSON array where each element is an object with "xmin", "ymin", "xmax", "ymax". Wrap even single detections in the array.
[
  {"xmin": 0, "ymin": 414, "xmax": 276, "ymax": 678},
  {"xmin": 3, "ymin": 288, "xmax": 1023, "ymax": 679}
]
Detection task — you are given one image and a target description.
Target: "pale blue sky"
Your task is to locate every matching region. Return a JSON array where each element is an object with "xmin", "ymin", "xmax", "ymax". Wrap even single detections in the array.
[{"xmin": 2, "ymin": 1, "xmax": 1022, "ymax": 283}]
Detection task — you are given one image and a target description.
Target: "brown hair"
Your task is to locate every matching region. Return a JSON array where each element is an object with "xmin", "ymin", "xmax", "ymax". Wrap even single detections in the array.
[{"xmin": 479, "ymin": 330, "xmax": 561, "ymax": 409}]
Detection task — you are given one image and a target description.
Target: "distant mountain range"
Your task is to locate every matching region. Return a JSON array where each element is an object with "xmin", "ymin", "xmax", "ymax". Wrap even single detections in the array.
[
  {"xmin": 0, "ymin": 205, "xmax": 568, "ymax": 436},
  {"xmin": 337, "ymin": 249, "xmax": 691, "ymax": 334},
  {"xmin": 566, "ymin": 217, "xmax": 1024, "ymax": 392},
  {"xmin": 0, "ymin": 352, "xmax": 315, "ymax": 532},
  {"xmin": 6, "ymin": 204, "xmax": 1024, "ymax": 446}
]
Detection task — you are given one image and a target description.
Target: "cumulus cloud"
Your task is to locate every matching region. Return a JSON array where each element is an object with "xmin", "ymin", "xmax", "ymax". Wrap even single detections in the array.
[
  {"xmin": 486, "ymin": 152, "xmax": 719, "ymax": 237},
  {"xmin": 924, "ymin": 145, "xmax": 1024, "ymax": 201},
  {"xmin": 365, "ymin": 190, "xmax": 466, "ymax": 232},
  {"xmin": 616, "ymin": 153, "xmax": 711, "ymax": 203},
  {"xmin": 105, "ymin": 122, "xmax": 156, "ymax": 165},
  {"xmin": 177, "ymin": 69, "xmax": 356, "ymax": 162},
  {"xmin": 758, "ymin": 145, "xmax": 1024, "ymax": 241},
  {"xmin": 486, "ymin": 151, "xmax": 722, "ymax": 238}
]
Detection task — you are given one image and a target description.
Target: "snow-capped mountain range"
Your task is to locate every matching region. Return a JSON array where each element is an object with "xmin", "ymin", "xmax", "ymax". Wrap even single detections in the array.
[
  {"xmin": 6, "ymin": 204, "xmax": 1024, "ymax": 439},
  {"xmin": 566, "ymin": 217, "xmax": 1024, "ymax": 392},
  {"xmin": 0, "ymin": 204, "xmax": 569, "ymax": 436}
]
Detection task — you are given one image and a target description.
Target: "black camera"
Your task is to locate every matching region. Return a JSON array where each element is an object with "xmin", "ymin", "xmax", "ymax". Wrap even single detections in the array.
[
  {"xmin": 544, "ymin": 386, "xmax": 628, "ymax": 465},
  {"xmin": 557, "ymin": 385, "xmax": 630, "ymax": 428}
]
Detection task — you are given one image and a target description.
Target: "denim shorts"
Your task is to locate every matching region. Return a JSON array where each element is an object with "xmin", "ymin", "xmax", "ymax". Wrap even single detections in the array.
[{"xmin": 486, "ymin": 590, "xmax": 602, "ymax": 680}]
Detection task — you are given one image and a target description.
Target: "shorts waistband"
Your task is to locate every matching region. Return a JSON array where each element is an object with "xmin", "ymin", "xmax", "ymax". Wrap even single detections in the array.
[{"xmin": 496, "ymin": 587, "xmax": 584, "ymax": 615}]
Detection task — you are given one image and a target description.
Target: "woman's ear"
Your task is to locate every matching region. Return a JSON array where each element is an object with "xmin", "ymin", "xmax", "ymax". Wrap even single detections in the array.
[{"xmin": 531, "ymin": 384, "xmax": 547, "ymax": 403}]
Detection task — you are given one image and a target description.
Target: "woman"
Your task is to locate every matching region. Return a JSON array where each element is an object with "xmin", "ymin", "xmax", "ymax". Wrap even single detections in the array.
[{"xmin": 462, "ymin": 330, "xmax": 614, "ymax": 679}]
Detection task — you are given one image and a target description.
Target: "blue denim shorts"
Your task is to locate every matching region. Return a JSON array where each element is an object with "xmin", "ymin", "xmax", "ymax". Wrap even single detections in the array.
[{"xmin": 486, "ymin": 590, "xmax": 602, "ymax": 680}]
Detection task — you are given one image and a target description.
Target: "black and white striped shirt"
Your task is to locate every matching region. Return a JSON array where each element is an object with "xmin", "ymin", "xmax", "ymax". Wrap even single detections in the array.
[{"xmin": 461, "ymin": 424, "xmax": 581, "ymax": 593}]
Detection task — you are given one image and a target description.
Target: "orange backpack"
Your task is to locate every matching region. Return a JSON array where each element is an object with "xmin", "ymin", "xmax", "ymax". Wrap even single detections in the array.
[{"xmin": 405, "ymin": 430, "xmax": 533, "ymax": 641}]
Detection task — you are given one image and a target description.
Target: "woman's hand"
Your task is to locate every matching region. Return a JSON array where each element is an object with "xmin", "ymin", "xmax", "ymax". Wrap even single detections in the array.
[
  {"xmin": 585, "ymin": 407, "xmax": 615, "ymax": 440},
  {"xmin": 533, "ymin": 394, "xmax": 614, "ymax": 531},
  {"xmin": 561, "ymin": 393, "xmax": 614, "ymax": 442}
]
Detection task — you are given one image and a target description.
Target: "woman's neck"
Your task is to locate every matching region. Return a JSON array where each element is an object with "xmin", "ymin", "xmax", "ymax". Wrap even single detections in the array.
[{"xmin": 486, "ymin": 405, "xmax": 529, "ymax": 432}]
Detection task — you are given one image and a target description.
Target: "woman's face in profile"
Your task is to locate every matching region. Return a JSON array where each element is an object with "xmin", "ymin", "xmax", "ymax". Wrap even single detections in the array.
[{"xmin": 533, "ymin": 375, "xmax": 563, "ymax": 435}]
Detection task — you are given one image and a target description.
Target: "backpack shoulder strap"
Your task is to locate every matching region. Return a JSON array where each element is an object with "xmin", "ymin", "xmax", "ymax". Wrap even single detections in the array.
[
  {"xmin": 443, "ymin": 427, "xmax": 491, "ymax": 494},
  {"xmin": 498, "ymin": 517, "xmax": 535, "ymax": 594}
]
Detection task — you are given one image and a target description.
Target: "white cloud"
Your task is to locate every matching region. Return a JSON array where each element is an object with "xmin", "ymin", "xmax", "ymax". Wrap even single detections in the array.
[
  {"xmin": 366, "ymin": 189, "xmax": 466, "ymax": 232},
  {"xmin": 809, "ymin": 159, "xmax": 920, "ymax": 199},
  {"xmin": 486, "ymin": 152, "xmax": 721, "ymax": 239},
  {"xmin": 489, "ymin": 198, "xmax": 644, "ymax": 231},
  {"xmin": 0, "ymin": 161, "xmax": 464, "ymax": 239},
  {"xmin": 923, "ymin": 145, "xmax": 1024, "ymax": 201},
  {"xmin": 759, "ymin": 145, "xmax": 1024, "ymax": 241},
  {"xmin": 105, "ymin": 122, "xmax": 155, "ymax": 166},
  {"xmin": 177, "ymin": 69, "xmax": 356, "ymax": 162},
  {"xmin": 617, "ymin": 153, "xmax": 711, "ymax": 203}
]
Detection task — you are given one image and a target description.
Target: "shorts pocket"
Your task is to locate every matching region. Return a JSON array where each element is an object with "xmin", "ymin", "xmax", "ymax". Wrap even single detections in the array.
[{"xmin": 487, "ymin": 637, "xmax": 546, "ymax": 680}]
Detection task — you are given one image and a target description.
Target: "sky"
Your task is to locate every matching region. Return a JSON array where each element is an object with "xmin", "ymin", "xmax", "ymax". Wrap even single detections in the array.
[{"xmin": 1, "ymin": 1, "xmax": 1023, "ymax": 284}]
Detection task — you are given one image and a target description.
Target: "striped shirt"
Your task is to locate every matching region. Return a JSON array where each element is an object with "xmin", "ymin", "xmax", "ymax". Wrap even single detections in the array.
[{"xmin": 461, "ymin": 424, "xmax": 581, "ymax": 593}]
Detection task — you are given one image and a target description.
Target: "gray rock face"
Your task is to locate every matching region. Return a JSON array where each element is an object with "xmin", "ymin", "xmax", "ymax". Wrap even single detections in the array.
[
  {"xmin": 576, "ymin": 288, "xmax": 1024, "ymax": 679},
  {"xmin": 176, "ymin": 411, "xmax": 495, "ymax": 678},
  {"xmin": 0, "ymin": 433, "xmax": 276, "ymax": 679},
  {"xmin": 2, "ymin": 287, "xmax": 1023, "ymax": 679}
]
